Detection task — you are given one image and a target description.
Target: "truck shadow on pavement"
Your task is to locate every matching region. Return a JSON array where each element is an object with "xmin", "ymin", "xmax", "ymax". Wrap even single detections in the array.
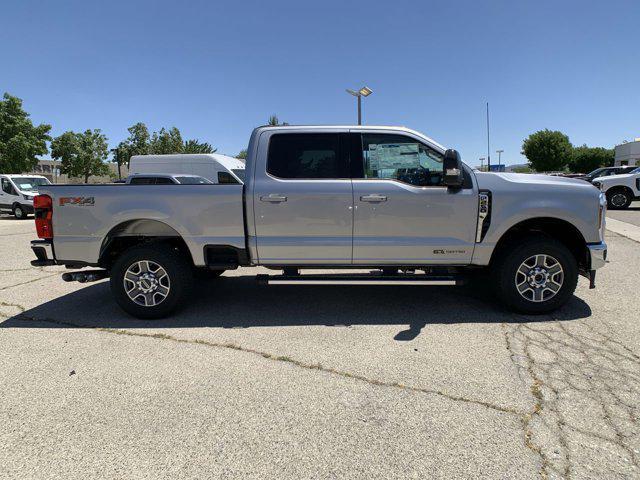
[{"xmin": 0, "ymin": 275, "xmax": 592, "ymax": 341}]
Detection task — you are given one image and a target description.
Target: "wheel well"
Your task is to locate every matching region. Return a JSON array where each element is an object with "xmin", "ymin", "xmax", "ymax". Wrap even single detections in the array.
[
  {"xmin": 490, "ymin": 218, "xmax": 588, "ymax": 269},
  {"xmin": 99, "ymin": 220, "xmax": 193, "ymax": 269},
  {"xmin": 606, "ymin": 185, "xmax": 634, "ymax": 196}
]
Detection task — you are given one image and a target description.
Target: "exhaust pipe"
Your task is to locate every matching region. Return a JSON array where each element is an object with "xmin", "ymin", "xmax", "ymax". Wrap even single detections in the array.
[{"xmin": 62, "ymin": 270, "xmax": 109, "ymax": 283}]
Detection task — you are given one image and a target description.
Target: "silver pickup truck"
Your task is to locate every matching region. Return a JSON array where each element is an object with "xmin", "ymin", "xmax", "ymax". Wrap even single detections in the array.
[{"xmin": 30, "ymin": 125, "xmax": 607, "ymax": 318}]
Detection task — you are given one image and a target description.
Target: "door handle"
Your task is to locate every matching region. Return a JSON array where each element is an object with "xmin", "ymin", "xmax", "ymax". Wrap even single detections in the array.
[
  {"xmin": 260, "ymin": 194, "xmax": 288, "ymax": 203},
  {"xmin": 360, "ymin": 194, "xmax": 387, "ymax": 202}
]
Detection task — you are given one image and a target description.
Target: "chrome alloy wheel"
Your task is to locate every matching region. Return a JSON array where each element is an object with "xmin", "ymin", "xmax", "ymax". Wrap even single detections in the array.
[
  {"xmin": 610, "ymin": 193, "xmax": 628, "ymax": 208},
  {"xmin": 123, "ymin": 260, "xmax": 171, "ymax": 307},
  {"xmin": 515, "ymin": 254, "xmax": 564, "ymax": 303}
]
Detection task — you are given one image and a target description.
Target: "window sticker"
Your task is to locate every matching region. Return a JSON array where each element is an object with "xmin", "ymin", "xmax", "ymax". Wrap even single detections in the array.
[{"xmin": 368, "ymin": 143, "xmax": 421, "ymax": 170}]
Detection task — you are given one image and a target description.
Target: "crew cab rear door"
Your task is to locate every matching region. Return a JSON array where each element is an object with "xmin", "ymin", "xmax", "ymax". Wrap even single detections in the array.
[
  {"xmin": 351, "ymin": 130, "xmax": 478, "ymax": 265},
  {"xmin": 252, "ymin": 130, "xmax": 353, "ymax": 264}
]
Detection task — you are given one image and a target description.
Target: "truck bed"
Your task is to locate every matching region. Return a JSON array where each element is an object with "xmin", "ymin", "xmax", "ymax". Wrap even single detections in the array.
[{"xmin": 38, "ymin": 184, "xmax": 246, "ymax": 266}]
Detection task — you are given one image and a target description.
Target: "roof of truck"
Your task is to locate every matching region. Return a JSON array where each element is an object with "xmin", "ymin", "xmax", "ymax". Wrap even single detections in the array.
[{"xmin": 252, "ymin": 125, "xmax": 447, "ymax": 151}]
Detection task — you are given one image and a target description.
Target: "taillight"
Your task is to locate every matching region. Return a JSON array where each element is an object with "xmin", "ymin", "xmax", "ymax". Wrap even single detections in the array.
[{"xmin": 34, "ymin": 194, "xmax": 53, "ymax": 239}]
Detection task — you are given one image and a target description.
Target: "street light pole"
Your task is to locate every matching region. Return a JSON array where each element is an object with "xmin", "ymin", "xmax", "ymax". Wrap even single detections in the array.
[
  {"xmin": 486, "ymin": 102, "xmax": 491, "ymax": 171},
  {"xmin": 496, "ymin": 149, "xmax": 504, "ymax": 169},
  {"xmin": 346, "ymin": 87, "xmax": 373, "ymax": 125}
]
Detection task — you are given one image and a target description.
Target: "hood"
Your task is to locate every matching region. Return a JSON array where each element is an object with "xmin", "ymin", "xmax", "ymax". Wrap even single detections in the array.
[
  {"xmin": 475, "ymin": 171, "xmax": 596, "ymax": 189},
  {"xmin": 594, "ymin": 172, "xmax": 637, "ymax": 184}
]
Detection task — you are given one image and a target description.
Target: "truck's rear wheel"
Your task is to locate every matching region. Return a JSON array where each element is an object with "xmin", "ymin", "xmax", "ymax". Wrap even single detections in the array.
[
  {"xmin": 110, "ymin": 244, "xmax": 193, "ymax": 319},
  {"xmin": 493, "ymin": 237, "xmax": 578, "ymax": 314},
  {"xmin": 606, "ymin": 189, "xmax": 632, "ymax": 209}
]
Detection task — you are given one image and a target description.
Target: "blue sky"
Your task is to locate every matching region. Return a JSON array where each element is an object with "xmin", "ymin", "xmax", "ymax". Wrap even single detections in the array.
[{"xmin": 2, "ymin": 0, "xmax": 639, "ymax": 166}]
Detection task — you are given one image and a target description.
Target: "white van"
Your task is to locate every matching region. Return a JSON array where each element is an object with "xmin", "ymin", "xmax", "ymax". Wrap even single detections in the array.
[
  {"xmin": 0, "ymin": 174, "xmax": 52, "ymax": 219},
  {"xmin": 129, "ymin": 153, "xmax": 245, "ymax": 184}
]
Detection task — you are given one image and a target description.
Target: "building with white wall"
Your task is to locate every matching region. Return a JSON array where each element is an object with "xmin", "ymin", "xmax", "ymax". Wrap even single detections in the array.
[{"xmin": 614, "ymin": 139, "xmax": 640, "ymax": 167}]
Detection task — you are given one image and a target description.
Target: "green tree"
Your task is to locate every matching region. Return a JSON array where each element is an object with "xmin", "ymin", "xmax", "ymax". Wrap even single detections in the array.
[
  {"xmin": 567, "ymin": 145, "xmax": 614, "ymax": 173},
  {"xmin": 111, "ymin": 122, "xmax": 150, "ymax": 178},
  {"xmin": 183, "ymin": 139, "xmax": 216, "ymax": 154},
  {"xmin": 236, "ymin": 149, "xmax": 247, "ymax": 160},
  {"xmin": 268, "ymin": 115, "xmax": 279, "ymax": 126},
  {"xmin": 0, "ymin": 93, "xmax": 51, "ymax": 173},
  {"xmin": 150, "ymin": 127, "xmax": 183, "ymax": 154},
  {"xmin": 111, "ymin": 123, "xmax": 217, "ymax": 177},
  {"xmin": 51, "ymin": 129, "xmax": 110, "ymax": 183},
  {"xmin": 521, "ymin": 129, "xmax": 573, "ymax": 172},
  {"xmin": 267, "ymin": 114, "xmax": 288, "ymax": 126}
]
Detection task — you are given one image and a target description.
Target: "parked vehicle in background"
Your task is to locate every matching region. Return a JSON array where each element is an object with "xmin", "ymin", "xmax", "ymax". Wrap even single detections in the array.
[
  {"xmin": 575, "ymin": 166, "xmax": 637, "ymax": 183},
  {"xmin": 129, "ymin": 153, "xmax": 245, "ymax": 184},
  {"xmin": 126, "ymin": 173, "xmax": 213, "ymax": 185},
  {"xmin": 592, "ymin": 166, "xmax": 640, "ymax": 209},
  {"xmin": 30, "ymin": 125, "xmax": 607, "ymax": 318},
  {"xmin": 0, "ymin": 174, "xmax": 51, "ymax": 219}
]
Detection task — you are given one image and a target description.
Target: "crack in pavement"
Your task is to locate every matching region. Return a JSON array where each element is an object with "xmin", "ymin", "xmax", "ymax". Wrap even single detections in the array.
[
  {"xmin": 503, "ymin": 316, "xmax": 640, "ymax": 479},
  {"xmin": 0, "ymin": 273, "xmax": 60, "ymax": 291},
  {"xmin": 8, "ymin": 312, "xmax": 525, "ymax": 417}
]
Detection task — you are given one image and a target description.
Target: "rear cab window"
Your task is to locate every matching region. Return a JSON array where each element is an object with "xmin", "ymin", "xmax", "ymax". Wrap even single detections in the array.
[{"xmin": 267, "ymin": 133, "xmax": 349, "ymax": 179}]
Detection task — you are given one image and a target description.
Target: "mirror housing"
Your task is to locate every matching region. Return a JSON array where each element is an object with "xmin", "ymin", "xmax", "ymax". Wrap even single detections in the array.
[{"xmin": 443, "ymin": 149, "xmax": 464, "ymax": 188}]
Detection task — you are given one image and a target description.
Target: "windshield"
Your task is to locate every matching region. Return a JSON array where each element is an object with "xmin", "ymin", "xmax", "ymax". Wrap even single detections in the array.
[
  {"xmin": 231, "ymin": 169, "xmax": 245, "ymax": 182},
  {"xmin": 630, "ymin": 167, "xmax": 640, "ymax": 174},
  {"xmin": 586, "ymin": 168, "xmax": 605, "ymax": 178},
  {"xmin": 175, "ymin": 176, "xmax": 213, "ymax": 185},
  {"xmin": 11, "ymin": 177, "xmax": 51, "ymax": 191}
]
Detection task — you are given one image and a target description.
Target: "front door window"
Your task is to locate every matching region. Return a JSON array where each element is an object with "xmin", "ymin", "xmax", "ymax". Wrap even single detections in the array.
[{"xmin": 361, "ymin": 133, "xmax": 444, "ymax": 187}]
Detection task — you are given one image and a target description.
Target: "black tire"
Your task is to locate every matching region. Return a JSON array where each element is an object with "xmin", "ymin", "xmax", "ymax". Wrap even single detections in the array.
[
  {"xmin": 13, "ymin": 204, "xmax": 27, "ymax": 219},
  {"xmin": 110, "ymin": 244, "xmax": 193, "ymax": 319},
  {"xmin": 606, "ymin": 189, "xmax": 632, "ymax": 209},
  {"xmin": 492, "ymin": 236, "xmax": 578, "ymax": 314}
]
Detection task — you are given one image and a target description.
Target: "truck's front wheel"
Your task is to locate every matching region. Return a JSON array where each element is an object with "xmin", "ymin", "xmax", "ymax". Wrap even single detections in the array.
[
  {"xmin": 110, "ymin": 244, "xmax": 193, "ymax": 319},
  {"xmin": 493, "ymin": 237, "xmax": 578, "ymax": 314}
]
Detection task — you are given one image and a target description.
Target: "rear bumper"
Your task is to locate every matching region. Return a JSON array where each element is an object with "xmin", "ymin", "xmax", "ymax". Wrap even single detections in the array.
[
  {"xmin": 587, "ymin": 241, "xmax": 607, "ymax": 270},
  {"xmin": 31, "ymin": 240, "xmax": 56, "ymax": 266}
]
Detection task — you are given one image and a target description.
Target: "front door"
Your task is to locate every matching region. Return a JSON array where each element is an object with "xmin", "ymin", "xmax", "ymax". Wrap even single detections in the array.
[
  {"xmin": 253, "ymin": 132, "xmax": 353, "ymax": 264},
  {"xmin": 0, "ymin": 177, "xmax": 19, "ymax": 211},
  {"xmin": 351, "ymin": 132, "xmax": 478, "ymax": 265}
]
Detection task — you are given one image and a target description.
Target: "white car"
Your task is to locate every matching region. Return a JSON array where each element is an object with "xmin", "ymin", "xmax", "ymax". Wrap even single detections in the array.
[
  {"xmin": 129, "ymin": 153, "xmax": 245, "ymax": 184},
  {"xmin": 0, "ymin": 174, "xmax": 52, "ymax": 219},
  {"xmin": 592, "ymin": 166, "xmax": 640, "ymax": 209}
]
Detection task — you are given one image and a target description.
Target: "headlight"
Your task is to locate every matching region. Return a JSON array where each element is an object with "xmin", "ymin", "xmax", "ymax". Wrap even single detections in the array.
[
  {"xmin": 592, "ymin": 181, "xmax": 602, "ymax": 191},
  {"xmin": 23, "ymin": 194, "xmax": 34, "ymax": 201}
]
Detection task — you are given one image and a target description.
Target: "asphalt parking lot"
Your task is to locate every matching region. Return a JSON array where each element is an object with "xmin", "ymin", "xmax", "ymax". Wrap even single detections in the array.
[{"xmin": 1, "ymin": 214, "xmax": 639, "ymax": 479}]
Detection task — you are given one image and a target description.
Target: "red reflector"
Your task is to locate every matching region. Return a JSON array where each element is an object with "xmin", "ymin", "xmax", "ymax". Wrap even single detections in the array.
[{"xmin": 34, "ymin": 194, "xmax": 53, "ymax": 239}]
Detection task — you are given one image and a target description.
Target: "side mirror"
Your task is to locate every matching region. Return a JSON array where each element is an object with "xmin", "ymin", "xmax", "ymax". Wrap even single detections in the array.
[{"xmin": 443, "ymin": 149, "xmax": 464, "ymax": 188}]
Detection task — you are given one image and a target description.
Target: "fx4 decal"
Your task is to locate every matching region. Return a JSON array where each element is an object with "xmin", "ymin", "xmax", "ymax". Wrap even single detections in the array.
[{"xmin": 59, "ymin": 197, "xmax": 95, "ymax": 207}]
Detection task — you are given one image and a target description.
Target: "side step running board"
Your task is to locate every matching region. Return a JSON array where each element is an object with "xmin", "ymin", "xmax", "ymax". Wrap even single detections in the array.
[{"xmin": 257, "ymin": 273, "xmax": 463, "ymax": 286}]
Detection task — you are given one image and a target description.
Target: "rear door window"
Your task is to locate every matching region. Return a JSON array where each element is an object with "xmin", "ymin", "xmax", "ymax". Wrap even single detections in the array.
[{"xmin": 267, "ymin": 133, "xmax": 348, "ymax": 179}]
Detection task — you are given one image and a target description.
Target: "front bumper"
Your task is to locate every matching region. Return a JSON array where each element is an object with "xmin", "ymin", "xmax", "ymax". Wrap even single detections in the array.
[
  {"xmin": 31, "ymin": 240, "xmax": 56, "ymax": 266},
  {"xmin": 587, "ymin": 241, "xmax": 607, "ymax": 270}
]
